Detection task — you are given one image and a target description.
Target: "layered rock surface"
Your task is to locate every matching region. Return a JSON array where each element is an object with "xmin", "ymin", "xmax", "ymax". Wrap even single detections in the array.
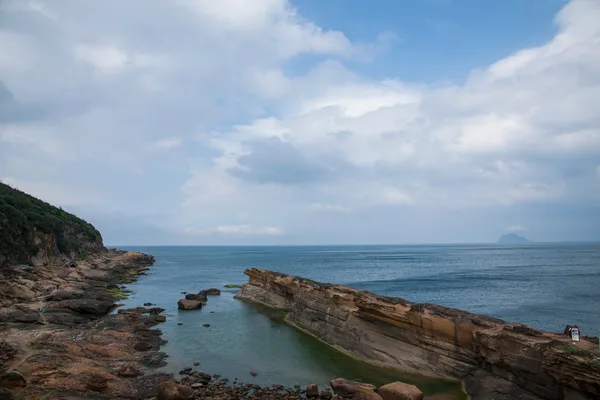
[{"xmin": 235, "ymin": 269, "xmax": 600, "ymax": 400}]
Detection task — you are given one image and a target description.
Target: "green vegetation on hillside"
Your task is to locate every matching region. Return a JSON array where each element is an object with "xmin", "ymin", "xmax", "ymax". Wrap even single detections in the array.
[{"xmin": 0, "ymin": 182, "xmax": 103, "ymax": 266}]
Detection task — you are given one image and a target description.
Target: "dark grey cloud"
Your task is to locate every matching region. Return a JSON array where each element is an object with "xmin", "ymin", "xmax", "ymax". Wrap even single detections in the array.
[{"xmin": 229, "ymin": 137, "xmax": 330, "ymax": 185}]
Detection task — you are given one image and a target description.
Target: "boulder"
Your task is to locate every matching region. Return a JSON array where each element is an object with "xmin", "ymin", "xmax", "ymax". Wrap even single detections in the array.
[
  {"xmin": 156, "ymin": 380, "xmax": 193, "ymax": 400},
  {"xmin": 377, "ymin": 382, "xmax": 423, "ymax": 400},
  {"xmin": 106, "ymin": 284, "xmax": 120, "ymax": 290},
  {"xmin": 330, "ymin": 378, "xmax": 376, "ymax": 397},
  {"xmin": 156, "ymin": 315, "xmax": 166, "ymax": 322},
  {"xmin": 177, "ymin": 299, "xmax": 203, "ymax": 310},
  {"xmin": 204, "ymin": 288, "xmax": 221, "ymax": 296},
  {"xmin": 320, "ymin": 391, "xmax": 333, "ymax": 399},
  {"xmin": 117, "ymin": 364, "xmax": 142, "ymax": 378},
  {"xmin": 353, "ymin": 388, "xmax": 384, "ymax": 400},
  {"xmin": 306, "ymin": 383, "xmax": 319, "ymax": 397},
  {"xmin": 0, "ymin": 372, "xmax": 26, "ymax": 389},
  {"xmin": 185, "ymin": 294, "xmax": 199, "ymax": 300}
]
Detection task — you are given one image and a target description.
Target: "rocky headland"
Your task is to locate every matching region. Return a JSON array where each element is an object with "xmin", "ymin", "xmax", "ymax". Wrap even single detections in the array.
[
  {"xmin": 235, "ymin": 268, "xmax": 600, "ymax": 400},
  {"xmin": 0, "ymin": 183, "xmax": 172, "ymax": 399}
]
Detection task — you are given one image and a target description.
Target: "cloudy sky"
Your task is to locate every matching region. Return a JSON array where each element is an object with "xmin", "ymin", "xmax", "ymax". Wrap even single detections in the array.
[{"xmin": 1, "ymin": 0, "xmax": 599, "ymax": 245}]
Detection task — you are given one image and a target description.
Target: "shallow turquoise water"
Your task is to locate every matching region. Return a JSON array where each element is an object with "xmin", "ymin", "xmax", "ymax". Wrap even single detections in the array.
[{"xmin": 116, "ymin": 244, "xmax": 600, "ymax": 395}]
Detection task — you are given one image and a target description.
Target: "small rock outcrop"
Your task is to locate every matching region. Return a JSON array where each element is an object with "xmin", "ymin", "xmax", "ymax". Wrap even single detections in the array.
[
  {"xmin": 306, "ymin": 383, "xmax": 319, "ymax": 397},
  {"xmin": 177, "ymin": 299, "xmax": 203, "ymax": 310},
  {"xmin": 330, "ymin": 378, "xmax": 382, "ymax": 399},
  {"xmin": 377, "ymin": 382, "xmax": 423, "ymax": 400}
]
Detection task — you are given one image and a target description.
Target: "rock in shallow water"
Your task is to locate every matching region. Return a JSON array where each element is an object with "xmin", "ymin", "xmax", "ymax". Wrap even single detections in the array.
[
  {"xmin": 306, "ymin": 383, "xmax": 319, "ymax": 397},
  {"xmin": 377, "ymin": 382, "xmax": 423, "ymax": 400},
  {"xmin": 177, "ymin": 299, "xmax": 203, "ymax": 310},
  {"xmin": 330, "ymin": 378, "xmax": 376, "ymax": 397}
]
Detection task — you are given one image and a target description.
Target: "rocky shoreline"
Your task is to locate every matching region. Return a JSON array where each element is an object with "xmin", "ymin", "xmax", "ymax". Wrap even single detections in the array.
[
  {"xmin": 1, "ymin": 251, "xmax": 433, "ymax": 400},
  {"xmin": 235, "ymin": 268, "xmax": 600, "ymax": 400},
  {"xmin": 0, "ymin": 249, "xmax": 176, "ymax": 399}
]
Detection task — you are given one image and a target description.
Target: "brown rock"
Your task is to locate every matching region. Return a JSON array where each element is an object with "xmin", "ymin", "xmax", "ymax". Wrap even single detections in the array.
[
  {"xmin": 306, "ymin": 383, "xmax": 319, "ymax": 397},
  {"xmin": 117, "ymin": 364, "xmax": 142, "ymax": 378},
  {"xmin": 204, "ymin": 288, "xmax": 221, "ymax": 295},
  {"xmin": 236, "ymin": 269, "xmax": 600, "ymax": 400},
  {"xmin": 156, "ymin": 315, "xmax": 167, "ymax": 322},
  {"xmin": 193, "ymin": 362, "xmax": 200, "ymax": 366},
  {"xmin": 320, "ymin": 390, "xmax": 333, "ymax": 399},
  {"xmin": 157, "ymin": 380, "xmax": 193, "ymax": 400},
  {"xmin": 0, "ymin": 372, "xmax": 26, "ymax": 389},
  {"xmin": 250, "ymin": 372, "xmax": 258, "ymax": 377},
  {"xmin": 86, "ymin": 373, "xmax": 108, "ymax": 392},
  {"xmin": 177, "ymin": 299, "xmax": 203, "ymax": 310},
  {"xmin": 202, "ymin": 323, "xmax": 210, "ymax": 327},
  {"xmin": 353, "ymin": 387, "xmax": 384, "ymax": 400},
  {"xmin": 330, "ymin": 378, "xmax": 376, "ymax": 397},
  {"xmin": 378, "ymin": 382, "xmax": 423, "ymax": 400}
]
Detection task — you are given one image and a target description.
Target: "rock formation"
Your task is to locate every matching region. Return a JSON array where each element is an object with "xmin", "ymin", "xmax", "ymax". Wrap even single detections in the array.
[{"xmin": 235, "ymin": 269, "xmax": 600, "ymax": 400}]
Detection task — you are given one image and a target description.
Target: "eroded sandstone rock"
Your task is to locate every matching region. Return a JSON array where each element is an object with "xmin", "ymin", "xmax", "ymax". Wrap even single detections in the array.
[
  {"xmin": 378, "ymin": 382, "xmax": 423, "ymax": 400},
  {"xmin": 330, "ymin": 378, "xmax": 377, "ymax": 397},
  {"xmin": 237, "ymin": 269, "xmax": 600, "ymax": 400}
]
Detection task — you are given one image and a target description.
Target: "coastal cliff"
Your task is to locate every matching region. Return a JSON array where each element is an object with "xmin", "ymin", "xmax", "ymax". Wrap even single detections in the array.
[
  {"xmin": 0, "ymin": 182, "xmax": 104, "ymax": 268},
  {"xmin": 235, "ymin": 268, "xmax": 600, "ymax": 400}
]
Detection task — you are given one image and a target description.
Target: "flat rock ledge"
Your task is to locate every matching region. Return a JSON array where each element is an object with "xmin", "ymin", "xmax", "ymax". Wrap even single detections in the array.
[{"xmin": 234, "ymin": 268, "xmax": 600, "ymax": 400}]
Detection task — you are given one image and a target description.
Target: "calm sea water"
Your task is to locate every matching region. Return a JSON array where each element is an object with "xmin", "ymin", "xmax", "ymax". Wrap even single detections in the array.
[{"xmin": 117, "ymin": 244, "xmax": 600, "ymax": 396}]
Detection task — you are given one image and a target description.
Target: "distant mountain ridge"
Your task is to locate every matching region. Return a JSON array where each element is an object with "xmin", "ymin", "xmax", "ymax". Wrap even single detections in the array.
[{"xmin": 497, "ymin": 233, "xmax": 531, "ymax": 244}]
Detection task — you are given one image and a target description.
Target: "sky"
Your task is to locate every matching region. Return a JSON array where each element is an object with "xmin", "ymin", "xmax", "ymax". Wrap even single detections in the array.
[{"xmin": 1, "ymin": 0, "xmax": 599, "ymax": 245}]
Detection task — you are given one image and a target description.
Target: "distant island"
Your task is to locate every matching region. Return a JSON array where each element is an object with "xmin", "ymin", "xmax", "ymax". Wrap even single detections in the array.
[{"xmin": 497, "ymin": 233, "xmax": 531, "ymax": 244}]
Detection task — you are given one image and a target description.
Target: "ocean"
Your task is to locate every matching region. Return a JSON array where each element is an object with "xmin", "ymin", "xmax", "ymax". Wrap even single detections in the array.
[{"xmin": 117, "ymin": 243, "xmax": 600, "ymax": 396}]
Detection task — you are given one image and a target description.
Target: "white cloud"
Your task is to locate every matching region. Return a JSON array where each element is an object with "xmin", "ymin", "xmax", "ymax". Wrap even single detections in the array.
[
  {"xmin": 1, "ymin": 0, "xmax": 599, "ymax": 244},
  {"xmin": 311, "ymin": 203, "xmax": 351, "ymax": 213},
  {"xmin": 73, "ymin": 45, "xmax": 129, "ymax": 73},
  {"xmin": 185, "ymin": 225, "xmax": 282, "ymax": 236}
]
